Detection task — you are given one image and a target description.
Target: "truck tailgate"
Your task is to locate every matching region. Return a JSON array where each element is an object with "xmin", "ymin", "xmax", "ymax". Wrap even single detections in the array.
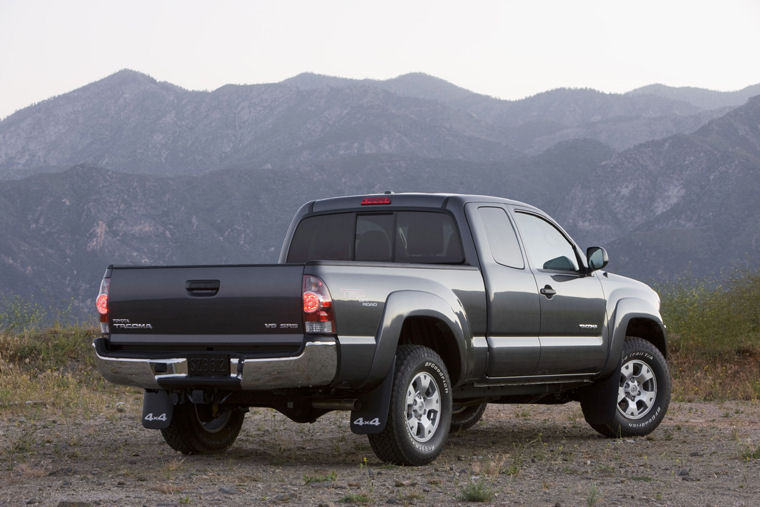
[{"xmin": 107, "ymin": 264, "xmax": 304, "ymax": 347}]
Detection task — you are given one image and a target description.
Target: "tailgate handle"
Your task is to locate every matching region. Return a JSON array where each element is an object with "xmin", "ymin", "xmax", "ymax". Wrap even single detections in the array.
[{"xmin": 186, "ymin": 280, "xmax": 220, "ymax": 297}]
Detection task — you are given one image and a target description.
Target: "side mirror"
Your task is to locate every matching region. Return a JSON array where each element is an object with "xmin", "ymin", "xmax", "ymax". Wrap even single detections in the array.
[{"xmin": 586, "ymin": 246, "xmax": 608, "ymax": 272}]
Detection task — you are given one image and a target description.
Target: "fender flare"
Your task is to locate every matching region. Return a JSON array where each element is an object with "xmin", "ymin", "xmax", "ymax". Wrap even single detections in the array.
[
  {"xmin": 361, "ymin": 290, "xmax": 469, "ymax": 389},
  {"xmin": 603, "ymin": 297, "xmax": 666, "ymax": 377}
]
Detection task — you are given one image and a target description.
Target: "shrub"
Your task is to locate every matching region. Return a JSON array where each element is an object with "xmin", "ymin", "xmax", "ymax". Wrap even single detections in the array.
[{"xmin": 459, "ymin": 479, "xmax": 494, "ymax": 502}]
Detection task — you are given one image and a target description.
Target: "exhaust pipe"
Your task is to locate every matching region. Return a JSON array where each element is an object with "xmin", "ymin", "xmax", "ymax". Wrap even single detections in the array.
[{"xmin": 311, "ymin": 399, "xmax": 359, "ymax": 411}]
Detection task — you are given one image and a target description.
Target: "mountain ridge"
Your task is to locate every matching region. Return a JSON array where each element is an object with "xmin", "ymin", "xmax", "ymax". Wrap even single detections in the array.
[
  {"xmin": 562, "ymin": 95, "xmax": 760, "ymax": 279},
  {"xmin": 627, "ymin": 82, "xmax": 760, "ymax": 110},
  {"xmin": 1, "ymin": 71, "xmax": 760, "ymax": 320},
  {"xmin": 2, "ymin": 70, "xmax": 754, "ymax": 179}
]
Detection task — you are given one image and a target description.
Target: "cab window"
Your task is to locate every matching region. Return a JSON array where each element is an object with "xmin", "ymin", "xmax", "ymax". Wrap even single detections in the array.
[{"xmin": 513, "ymin": 212, "xmax": 579, "ymax": 272}]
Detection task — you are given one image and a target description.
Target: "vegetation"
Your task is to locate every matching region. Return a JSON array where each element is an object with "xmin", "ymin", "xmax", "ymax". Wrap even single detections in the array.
[
  {"xmin": 586, "ymin": 483, "xmax": 601, "ymax": 506},
  {"xmin": 459, "ymin": 479, "xmax": 495, "ymax": 502},
  {"xmin": 741, "ymin": 444, "xmax": 760, "ymax": 461},
  {"xmin": 0, "ymin": 295, "xmax": 45, "ymax": 333},
  {"xmin": 0, "ymin": 324, "xmax": 134, "ymax": 414},
  {"xmin": 657, "ymin": 270, "xmax": 760, "ymax": 400},
  {"xmin": 303, "ymin": 470, "xmax": 337, "ymax": 484},
  {"xmin": 338, "ymin": 493, "xmax": 371, "ymax": 504}
]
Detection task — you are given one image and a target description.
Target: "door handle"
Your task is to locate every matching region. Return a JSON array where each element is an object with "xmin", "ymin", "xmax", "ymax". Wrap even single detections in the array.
[
  {"xmin": 186, "ymin": 280, "xmax": 220, "ymax": 297},
  {"xmin": 540, "ymin": 285, "xmax": 556, "ymax": 299}
]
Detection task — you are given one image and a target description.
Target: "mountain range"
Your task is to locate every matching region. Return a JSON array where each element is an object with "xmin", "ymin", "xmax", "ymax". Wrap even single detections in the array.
[
  {"xmin": 0, "ymin": 70, "xmax": 758, "ymax": 320},
  {"xmin": 0, "ymin": 69, "xmax": 738, "ymax": 178}
]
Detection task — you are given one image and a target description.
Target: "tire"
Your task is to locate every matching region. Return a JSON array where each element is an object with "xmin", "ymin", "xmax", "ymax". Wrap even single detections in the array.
[
  {"xmin": 367, "ymin": 345, "xmax": 452, "ymax": 466},
  {"xmin": 161, "ymin": 403, "xmax": 245, "ymax": 454},
  {"xmin": 450, "ymin": 402, "xmax": 487, "ymax": 433},
  {"xmin": 582, "ymin": 337, "xmax": 670, "ymax": 438}
]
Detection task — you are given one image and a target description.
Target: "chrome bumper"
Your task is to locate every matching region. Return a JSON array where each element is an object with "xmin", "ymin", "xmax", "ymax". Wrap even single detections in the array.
[{"xmin": 94, "ymin": 339, "xmax": 338, "ymax": 390}]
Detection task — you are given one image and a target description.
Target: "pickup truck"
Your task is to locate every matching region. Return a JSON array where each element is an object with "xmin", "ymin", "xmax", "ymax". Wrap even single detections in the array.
[{"xmin": 94, "ymin": 193, "xmax": 670, "ymax": 465}]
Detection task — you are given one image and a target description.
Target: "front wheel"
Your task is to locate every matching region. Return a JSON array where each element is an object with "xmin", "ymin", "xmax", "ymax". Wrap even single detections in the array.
[
  {"xmin": 582, "ymin": 337, "xmax": 671, "ymax": 437},
  {"xmin": 161, "ymin": 402, "xmax": 245, "ymax": 454},
  {"xmin": 368, "ymin": 345, "xmax": 452, "ymax": 466}
]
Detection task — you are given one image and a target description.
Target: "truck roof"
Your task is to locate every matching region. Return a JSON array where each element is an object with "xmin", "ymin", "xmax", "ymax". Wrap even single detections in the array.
[{"xmin": 310, "ymin": 192, "xmax": 539, "ymax": 213}]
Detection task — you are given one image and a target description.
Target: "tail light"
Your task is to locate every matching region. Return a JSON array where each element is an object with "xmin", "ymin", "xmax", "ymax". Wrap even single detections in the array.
[
  {"xmin": 302, "ymin": 275, "xmax": 336, "ymax": 334},
  {"xmin": 96, "ymin": 269, "xmax": 111, "ymax": 334}
]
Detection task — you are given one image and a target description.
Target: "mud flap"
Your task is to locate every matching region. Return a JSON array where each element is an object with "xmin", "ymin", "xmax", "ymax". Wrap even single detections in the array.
[
  {"xmin": 141, "ymin": 390, "xmax": 174, "ymax": 429},
  {"xmin": 350, "ymin": 359, "xmax": 395, "ymax": 434},
  {"xmin": 580, "ymin": 360, "xmax": 621, "ymax": 425}
]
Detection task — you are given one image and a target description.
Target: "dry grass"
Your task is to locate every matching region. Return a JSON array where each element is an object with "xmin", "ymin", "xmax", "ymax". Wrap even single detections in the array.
[
  {"xmin": 658, "ymin": 270, "xmax": 760, "ymax": 401},
  {"xmin": 459, "ymin": 479, "xmax": 495, "ymax": 502},
  {"xmin": 0, "ymin": 326, "xmax": 137, "ymax": 416},
  {"xmin": 669, "ymin": 352, "xmax": 760, "ymax": 401}
]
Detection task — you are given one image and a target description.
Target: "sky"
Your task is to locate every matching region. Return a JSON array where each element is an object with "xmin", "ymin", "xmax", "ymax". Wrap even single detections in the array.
[{"xmin": 1, "ymin": 0, "xmax": 759, "ymax": 119}]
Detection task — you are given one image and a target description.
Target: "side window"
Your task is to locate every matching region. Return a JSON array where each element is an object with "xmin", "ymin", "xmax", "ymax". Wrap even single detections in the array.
[
  {"xmin": 286, "ymin": 213, "xmax": 354, "ymax": 262},
  {"xmin": 478, "ymin": 207, "xmax": 524, "ymax": 269},
  {"xmin": 513, "ymin": 212, "xmax": 579, "ymax": 272},
  {"xmin": 355, "ymin": 214, "xmax": 393, "ymax": 262},
  {"xmin": 395, "ymin": 212, "xmax": 463, "ymax": 264}
]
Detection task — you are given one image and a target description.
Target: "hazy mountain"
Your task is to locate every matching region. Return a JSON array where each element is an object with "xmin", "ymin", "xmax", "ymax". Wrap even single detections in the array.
[
  {"xmin": 2, "ymin": 70, "xmax": 759, "ymax": 319},
  {"xmin": 285, "ymin": 72, "xmax": 494, "ymax": 110},
  {"xmin": 282, "ymin": 72, "xmax": 734, "ymax": 153},
  {"xmin": 563, "ymin": 95, "xmax": 760, "ymax": 281},
  {"xmin": 0, "ymin": 70, "xmax": 517, "ymax": 179},
  {"xmin": 628, "ymin": 83, "xmax": 760, "ymax": 110},
  {"xmin": 0, "ymin": 138, "xmax": 612, "ymax": 319},
  {"xmin": 0, "ymin": 70, "xmax": 744, "ymax": 180},
  {"xmin": 288, "ymin": 72, "xmax": 707, "ymax": 122}
]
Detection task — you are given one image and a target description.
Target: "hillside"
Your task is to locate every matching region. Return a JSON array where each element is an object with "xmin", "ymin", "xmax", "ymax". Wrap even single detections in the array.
[
  {"xmin": 628, "ymin": 82, "xmax": 760, "ymax": 110},
  {"xmin": 1, "ymin": 71, "xmax": 759, "ymax": 318},
  {"xmin": 563, "ymin": 96, "xmax": 760, "ymax": 280},
  {"xmin": 0, "ymin": 70, "xmax": 514, "ymax": 179},
  {"xmin": 0, "ymin": 138, "xmax": 613, "ymax": 318},
  {"xmin": 278, "ymin": 72, "xmax": 732, "ymax": 153},
  {"xmin": 0, "ymin": 70, "xmax": 741, "ymax": 179}
]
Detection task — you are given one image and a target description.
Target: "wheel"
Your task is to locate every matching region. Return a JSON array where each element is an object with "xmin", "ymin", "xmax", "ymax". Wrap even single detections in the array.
[
  {"xmin": 160, "ymin": 402, "xmax": 245, "ymax": 454},
  {"xmin": 450, "ymin": 402, "xmax": 487, "ymax": 433},
  {"xmin": 582, "ymin": 337, "xmax": 670, "ymax": 437},
  {"xmin": 367, "ymin": 345, "xmax": 452, "ymax": 466}
]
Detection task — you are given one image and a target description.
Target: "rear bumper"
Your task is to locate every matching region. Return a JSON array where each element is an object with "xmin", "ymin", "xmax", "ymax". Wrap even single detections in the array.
[{"xmin": 93, "ymin": 338, "xmax": 338, "ymax": 390}]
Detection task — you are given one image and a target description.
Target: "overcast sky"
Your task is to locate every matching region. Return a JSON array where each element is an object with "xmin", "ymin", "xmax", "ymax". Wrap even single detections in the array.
[{"xmin": 1, "ymin": 0, "xmax": 759, "ymax": 119}]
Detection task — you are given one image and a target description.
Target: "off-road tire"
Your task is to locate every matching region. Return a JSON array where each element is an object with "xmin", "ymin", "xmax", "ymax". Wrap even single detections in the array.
[
  {"xmin": 583, "ymin": 337, "xmax": 670, "ymax": 437},
  {"xmin": 450, "ymin": 402, "xmax": 487, "ymax": 433},
  {"xmin": 161, "ymin": 403, "xmax": 245, "ymax": 454},
  {"xmin": 368, "ymin": 345, "xmax": 452, "ymax": 466}
]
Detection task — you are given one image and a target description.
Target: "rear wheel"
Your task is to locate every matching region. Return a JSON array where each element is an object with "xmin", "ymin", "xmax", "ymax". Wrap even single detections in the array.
[
  {"xmin": 450, "ymin": 402, "xmax": 487, "ymax": 433},
  {"xmin": 368, "ymin": 345, "xmax": 452, "ymax": 466},
  {"xmin": 161, "ymin": 403, "xmax": 245, "ymax": 454},
  {"xmin": 582, "ymin": 337, "xmax": 670, "ymax": 437}
]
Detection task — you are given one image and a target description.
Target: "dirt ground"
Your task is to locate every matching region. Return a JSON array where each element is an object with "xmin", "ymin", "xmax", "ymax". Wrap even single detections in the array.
[{"xmin": 1, "ymin": 398, "xmax": 759, "ymax": 506}]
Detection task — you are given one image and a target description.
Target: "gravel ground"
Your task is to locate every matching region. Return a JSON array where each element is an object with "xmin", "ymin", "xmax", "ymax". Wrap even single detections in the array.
[{"xmin": 1, "ymin": 399, "xmax": 759, "ymax": 506}]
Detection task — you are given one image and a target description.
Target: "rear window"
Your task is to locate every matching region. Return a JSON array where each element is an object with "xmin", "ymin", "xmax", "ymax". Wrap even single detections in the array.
[
  {"xmin": 287, "ymin": 211, "xmax": 464, "ymax": 264},
  {"xmin": 286, "ymin": 213, "xmax": 354, "ymax": 262}
]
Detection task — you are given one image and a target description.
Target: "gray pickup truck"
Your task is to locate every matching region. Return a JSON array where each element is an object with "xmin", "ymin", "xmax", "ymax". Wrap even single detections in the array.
[{"xmin": 94, "ymin": 193, "xmax": 670, "ymax": 465}]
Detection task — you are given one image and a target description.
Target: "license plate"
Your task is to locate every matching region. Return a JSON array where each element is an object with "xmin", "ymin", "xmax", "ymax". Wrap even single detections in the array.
[{"xmin": 187, "ymin": 356, "xmax": 229, "ymax": 377}]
